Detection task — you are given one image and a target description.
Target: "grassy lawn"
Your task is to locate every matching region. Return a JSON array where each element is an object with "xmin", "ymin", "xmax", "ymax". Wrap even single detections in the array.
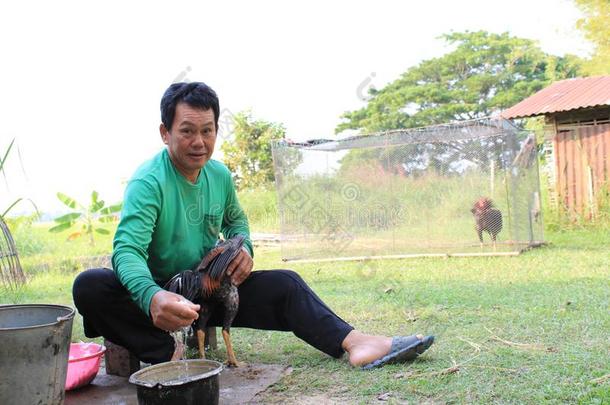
[{"xmin": 1, "ymin": 222, "xmax": 609, "ymax": 404}]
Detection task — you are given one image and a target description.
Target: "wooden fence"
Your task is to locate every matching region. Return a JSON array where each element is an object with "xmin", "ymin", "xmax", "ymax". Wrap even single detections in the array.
[{"xmin": 553, "ymin": 123, "xmax": 610, "ymax": 215}]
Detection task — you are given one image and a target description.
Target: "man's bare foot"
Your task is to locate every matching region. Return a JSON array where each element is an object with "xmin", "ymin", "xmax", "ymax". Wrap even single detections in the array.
[{"xmin": 341, "ymin": 330, "xmax": 393, "ymax": 367}]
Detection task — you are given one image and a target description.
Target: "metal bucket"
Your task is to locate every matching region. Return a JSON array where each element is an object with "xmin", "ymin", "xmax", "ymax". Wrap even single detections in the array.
[
  {"xmin": 129, "ymin": 359, "xmax": 223, "ymax": 405},
  {"xmin": 0, "ymin": 304, "xmax": 75, "ymax": 405}
]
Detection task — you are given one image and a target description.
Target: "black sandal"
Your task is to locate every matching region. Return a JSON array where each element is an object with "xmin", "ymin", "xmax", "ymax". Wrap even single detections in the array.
[{"xmin": 362, "ymin": 334, "xmax": 434, "ymax": 370}]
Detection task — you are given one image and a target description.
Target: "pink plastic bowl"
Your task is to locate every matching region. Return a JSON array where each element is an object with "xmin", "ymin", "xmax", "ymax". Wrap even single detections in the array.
[{"xmin": 65, "ymin": 342, "xmax": 106, "ymax": 391}]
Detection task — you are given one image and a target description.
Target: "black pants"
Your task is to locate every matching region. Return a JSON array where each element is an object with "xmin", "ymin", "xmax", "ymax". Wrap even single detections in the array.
[{"xmin": 72, "ymin": 268, "xmax": 353, "ymax": 364}]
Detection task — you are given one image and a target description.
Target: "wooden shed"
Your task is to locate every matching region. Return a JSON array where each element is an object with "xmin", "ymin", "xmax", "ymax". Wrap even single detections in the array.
[{"xmin": 502, "ymin": 76, "xmax": 610, "ymax": 217}]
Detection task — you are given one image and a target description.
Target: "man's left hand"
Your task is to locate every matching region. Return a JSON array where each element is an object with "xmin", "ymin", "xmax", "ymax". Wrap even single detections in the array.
[{"xmin": 226, "ymin": 247, "xmax": 253, "ymax": 286}]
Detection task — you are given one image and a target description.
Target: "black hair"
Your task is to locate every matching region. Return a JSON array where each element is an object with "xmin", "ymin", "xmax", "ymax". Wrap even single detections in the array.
[{"xmin": 160, "ymin": 82, "xmax": 220, "ymax": 131}]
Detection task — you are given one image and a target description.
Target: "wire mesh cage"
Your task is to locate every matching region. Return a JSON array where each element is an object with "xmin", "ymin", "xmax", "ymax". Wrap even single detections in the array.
[
  {"xmin": 271, "ymin": 118, "xmax": 544, "ymax": 261},
  {"xmin": 0, "ymin": 217, "xmax": 26, "ymax": 288}
]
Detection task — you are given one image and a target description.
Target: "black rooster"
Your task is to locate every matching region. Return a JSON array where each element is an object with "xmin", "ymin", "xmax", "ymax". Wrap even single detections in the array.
[
  {"xmin": 164, "ymin": 235, "xmax": 245, "ymax": 367},
  {"xmin": 470, "ymin": 197, "xmax": 503, "ymax": 249}
]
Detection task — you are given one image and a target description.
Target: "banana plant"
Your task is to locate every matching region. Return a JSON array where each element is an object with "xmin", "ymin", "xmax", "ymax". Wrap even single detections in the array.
[{"xmin": 49, "ymin": 191, "xmax": 122, "ymax": 246}]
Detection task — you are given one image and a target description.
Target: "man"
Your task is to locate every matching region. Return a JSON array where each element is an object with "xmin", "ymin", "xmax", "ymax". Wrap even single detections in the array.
[{"xmin": 73, "ymin": 82, "xmax": 433, "ymax": 369}]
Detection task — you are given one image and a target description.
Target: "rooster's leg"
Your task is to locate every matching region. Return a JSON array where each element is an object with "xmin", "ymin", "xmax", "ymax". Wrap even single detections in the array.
[
  {"xmin": 222, "ymin": 329, "xmax": 239, "ymax": 367},
  {"xmin": 196, "ymin": 328, "xmax": 206, "ymax": 359}
]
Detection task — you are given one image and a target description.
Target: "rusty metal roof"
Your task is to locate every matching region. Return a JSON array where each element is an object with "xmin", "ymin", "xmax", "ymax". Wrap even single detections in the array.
[{"xmin": 501, "ymin": 76, "xmax": 610, "ymax": 119}]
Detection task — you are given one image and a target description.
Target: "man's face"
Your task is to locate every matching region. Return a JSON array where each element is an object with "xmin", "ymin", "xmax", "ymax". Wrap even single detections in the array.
[{"xmin": 160, "ymin": 102, "xmax": 217, "ymax": 182}]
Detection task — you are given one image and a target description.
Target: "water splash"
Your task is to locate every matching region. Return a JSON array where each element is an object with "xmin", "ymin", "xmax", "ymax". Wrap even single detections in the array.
[
  {"xmin": 171, "ymin": 326, "xmax": 190, "ymax": 361},
  {"xmin": 170, "ymin": 298, "xmax": 195, "ymax": 361}
]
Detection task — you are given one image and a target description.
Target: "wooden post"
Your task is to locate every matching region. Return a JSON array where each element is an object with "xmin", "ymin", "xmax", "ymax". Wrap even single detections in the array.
[{"xmin": 103, "ymin": 339, "xmax": 140, "ymax": 377}]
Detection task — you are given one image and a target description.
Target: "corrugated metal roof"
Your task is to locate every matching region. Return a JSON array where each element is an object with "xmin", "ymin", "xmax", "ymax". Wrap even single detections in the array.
[{"xmin": 501, "ymin": 76, "xmax": 610, "ymax": 119}]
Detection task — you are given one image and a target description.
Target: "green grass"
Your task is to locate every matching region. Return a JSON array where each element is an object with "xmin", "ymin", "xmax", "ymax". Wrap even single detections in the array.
[
  {"xmin": 1, "ymin": 218, "xmax": 609, "ymax": 403},
  {"xmin": 249, "ymin": 228, "xmax": 610, "ymax": 404}
]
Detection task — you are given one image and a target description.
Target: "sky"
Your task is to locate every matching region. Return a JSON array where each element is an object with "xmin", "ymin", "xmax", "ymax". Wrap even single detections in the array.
[{"xmin": 0, "ymin": 0, "xmax": 590, "ymax": 216}]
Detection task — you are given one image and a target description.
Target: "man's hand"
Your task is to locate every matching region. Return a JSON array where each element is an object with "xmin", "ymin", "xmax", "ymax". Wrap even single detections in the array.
[
  {"xmin": 150, "ymin": 290, "xmax": 200, "ymax": 332},
  {"xmin": 226, "ymin": 247, "xmax": 253, "ymax": 286}
]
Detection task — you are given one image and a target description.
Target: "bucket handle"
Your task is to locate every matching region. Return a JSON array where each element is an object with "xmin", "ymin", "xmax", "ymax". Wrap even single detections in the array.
[{"xmin": 57, "ymin": 312, "xmax": 74, "ymax": 323}]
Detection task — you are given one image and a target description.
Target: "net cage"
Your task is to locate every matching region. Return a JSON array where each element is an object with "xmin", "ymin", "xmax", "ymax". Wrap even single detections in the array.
[
  {"xmin": 0, "ymin": 217, "xmax": 26, "ymax": 288},
  {"xmin": 271, "ymin": 118, "xmax": 544, "ymax": 261}
]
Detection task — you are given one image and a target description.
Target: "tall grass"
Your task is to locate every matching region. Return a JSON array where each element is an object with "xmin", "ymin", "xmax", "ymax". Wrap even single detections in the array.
[
  {"xmin": 5, "ymin": 177, "xmax": 608, "ymax": 270},
  {"xmin": 543, "ymin": 180, "xmax": 610, "ymax": 232},
  {"xmin": 237, "ymin": 186, "xmax": 279, "ymax": 232},
  {"xmin": 7, "ymin": 219, "xmax": 114, "ymax": 277},
  {"xmin": 269, "ymin": 169, "xmax": 546, "ymax": 259}
]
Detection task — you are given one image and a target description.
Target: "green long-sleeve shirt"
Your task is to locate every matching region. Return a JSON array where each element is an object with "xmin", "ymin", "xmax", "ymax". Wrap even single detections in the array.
[{"xmin": 111, "ymin": 149, "xmax": 253, "ymax": 316}]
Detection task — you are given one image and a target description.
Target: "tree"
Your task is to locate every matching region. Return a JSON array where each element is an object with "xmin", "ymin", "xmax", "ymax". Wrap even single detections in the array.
[
  {"xmin": 221, "ymin": 111, "xmax": 290, "ymax": 190},
  {"xmin": 337, "ymin": 31, "xmax": 581, "ymax": 134},
  {"xmin": 333, "ymin": 31, "xmax": 581, "ymax": 178},
  {"xmin": 574, "ymin": 0, "xmax": 610, "ymax": 75},
  {"xmin": 49, "ymin": 191, "xmax": 122, "ymax": 246}
]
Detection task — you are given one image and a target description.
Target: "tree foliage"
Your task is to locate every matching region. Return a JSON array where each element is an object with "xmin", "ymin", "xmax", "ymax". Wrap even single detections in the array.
[
  {"xmin": 337, "ymin": 31, "xmax": 581, "ymax": 134},
  {"xmin": 574, "ymin": 0, "xmax": 610, "ymax": 75},
  {"xmin": 333, "ymin": 31, "xmax": 581, "ymax": 178},
  {"xmin": 221, "ymin": 111, "xmax": 291, "ymax": 190}
]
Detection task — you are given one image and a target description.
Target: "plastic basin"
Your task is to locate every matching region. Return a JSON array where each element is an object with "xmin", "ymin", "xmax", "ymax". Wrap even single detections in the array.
[{"xmin": 65, "ymin": 342, "xmax": 106, "ymax": 391}]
